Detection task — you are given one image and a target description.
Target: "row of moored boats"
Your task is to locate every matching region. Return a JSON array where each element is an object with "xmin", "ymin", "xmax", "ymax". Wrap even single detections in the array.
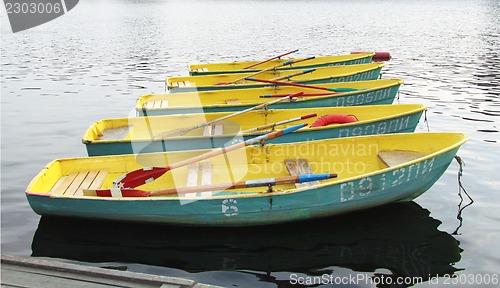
[{"xmin": 26, "ymin": 51, "xmax": 467, "ymax": 226}]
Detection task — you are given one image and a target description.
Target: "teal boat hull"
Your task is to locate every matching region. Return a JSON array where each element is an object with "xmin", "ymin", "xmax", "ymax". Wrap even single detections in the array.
[
  {"xmin": 27, "ymin": 142, "xmax": 460, "ymax": 227},
  {"xmin": 86, "ymin": 108, "xmax": 423, "ymax": 156},
  {"xmin": 169, "ymin": 67, "xmax": 383, "ymax": 93},
  {"xmin": 140, "ymin": 81, "xmax": 400, "ymax": 117}
]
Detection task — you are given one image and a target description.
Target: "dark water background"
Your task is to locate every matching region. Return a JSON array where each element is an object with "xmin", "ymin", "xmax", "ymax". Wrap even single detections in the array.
[{"xmin": 1, "ymin": 0, "xmax": 499, "ymax": 287}]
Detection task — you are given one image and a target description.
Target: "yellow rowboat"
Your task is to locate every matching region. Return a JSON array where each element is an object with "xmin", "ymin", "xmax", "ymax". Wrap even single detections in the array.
[
  {"xmin": 138, "ymin": 79, "xmax": 403, "ymax": 116},
  {"xmin": 26, "ymin": 133, "xmax": 467, "ymax": 226},
  {"xmin": 188, "ymin": 52, "xmax": 375, "ymax": 75},
  {"xmin": 167, "ymin": 62, "xmax": 385, "ymax": 92},
  {"xmin": 83, "ymin": 104, "xmax": 426, "ymax": 156}
]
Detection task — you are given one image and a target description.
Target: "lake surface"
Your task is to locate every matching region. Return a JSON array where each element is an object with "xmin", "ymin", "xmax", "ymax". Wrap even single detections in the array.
[{"xmin": 1, "ymin": 0, "xmax": 499, "ymax": 287}]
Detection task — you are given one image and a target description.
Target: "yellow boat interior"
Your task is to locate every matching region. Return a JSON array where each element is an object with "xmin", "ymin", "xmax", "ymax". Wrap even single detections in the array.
[
  {"xmin": 167, "ymin": 62, "xmax": 384, "ymax": 88},
  {"xmin": 28, "ymin": 133, "xmax": 467, "ymax": 199},
  {"xmin": 83, "ymin": 104, "xmax": 426, "ymax": 143},
  {"xmin": 188, "ymin": 53, "xmax": 375, "ymax": 73},
  {"xmin": 138, "ymin": 79, "xmax": 402, "ymax": 111}
]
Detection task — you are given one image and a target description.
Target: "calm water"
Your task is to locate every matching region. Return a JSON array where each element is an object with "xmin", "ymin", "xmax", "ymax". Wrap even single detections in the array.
[{"xmin": 1, "ymin": 0, "xmax": 499, "ymax": 287}]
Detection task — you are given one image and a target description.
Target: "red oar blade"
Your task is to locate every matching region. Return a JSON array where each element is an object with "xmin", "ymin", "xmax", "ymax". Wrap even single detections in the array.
[
  {"xmin": 91, "ymin": 188, "xmax": 150, "ymax": 197},
  {"xmin": 114, "ymin": 166, "xmax": 170, "ymax": 189}
]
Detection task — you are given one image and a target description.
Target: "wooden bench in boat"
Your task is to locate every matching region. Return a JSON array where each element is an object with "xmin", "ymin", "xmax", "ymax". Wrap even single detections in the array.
[
  {"xmin": 144, "ymin": 100, "xmax": 169, "ymax": 109},
  {"xmin": 186, "ymin": 162, "xmax": 213, "ymax": 197},
  {"xmin": 285, "ymin": 158, "xmax": 319, "ymax": 188},
  {"xmin": 171, "ymin": 81, "xmax": 192, "ymax": 88},
  {"xmin": 202, "ymin": 123, "xmax": 224, "ymax": 136},
  {"xmin": 193, "ymin": 67, "xmax": 208, "ymax": 72},
  {"xmin": 50, "ymin": 170, "xmax": 109, "ymax": 197},
  {"xmin": 378, "ymin": 150, "xmax": 425, "ymax": 167},
  {"xmin": 225, "ymin": 99, "xmax": 241, "ymax": 105}
]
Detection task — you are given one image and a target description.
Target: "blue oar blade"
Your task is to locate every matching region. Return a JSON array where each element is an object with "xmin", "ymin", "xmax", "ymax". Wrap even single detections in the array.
[{"xmin": 298, "ymin": 173, "xmax": 338, "ymax": 183}]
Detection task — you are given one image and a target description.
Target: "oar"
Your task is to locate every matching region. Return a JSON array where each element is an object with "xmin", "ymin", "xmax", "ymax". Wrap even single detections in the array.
[
  {"xmin": 241, "ymin": 113, "xmax": 317, "ymax": 133},
  {"xmin": 242, "ymin": 49, "xmax": 298, "ymax": 70},
  {"xmin": 269, "ymin": 68, "xmax": 316, "ymax": 81},
  {"xmin": 245, "ymin": 77, "xmax": 359, "ymax": 92},
  {"xmin": 215, "ymin": 57, "xmax": 315, "ymax": 86},
  {"xmin": 85, "ymin": 173, "xmax": 338, "ymax": 197},
  {"xmin": 155, "ymin": 91, "xmax": 304, "ymax": 139},
  {"xmin": 108, "ymin": 123, "xmax": 308, "ymax": 192}
]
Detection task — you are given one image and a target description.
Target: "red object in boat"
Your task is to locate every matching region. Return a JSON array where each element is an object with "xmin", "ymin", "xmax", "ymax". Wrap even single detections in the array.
[
  {"xmin": 310, "ymin": 114, "xmax": 358, "ymax": 128},
  {"xmin": 351, "ymin": 51, "xmax": 391, "ymax": 62}
]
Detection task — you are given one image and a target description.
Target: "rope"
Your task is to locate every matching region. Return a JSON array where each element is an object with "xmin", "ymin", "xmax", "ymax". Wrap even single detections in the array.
[
  {"xmin": 452, "ymin": 155, "xmax": 474, "ymax": 235},
  {"xmin": 424, "ymin": 109, "xmax": 430, "ymax": 132}
]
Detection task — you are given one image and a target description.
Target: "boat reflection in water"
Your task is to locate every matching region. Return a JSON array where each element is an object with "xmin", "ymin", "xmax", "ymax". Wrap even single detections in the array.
[{"xmin": 31, "ymin": 202, "xmax": 461, "ymax": 287}]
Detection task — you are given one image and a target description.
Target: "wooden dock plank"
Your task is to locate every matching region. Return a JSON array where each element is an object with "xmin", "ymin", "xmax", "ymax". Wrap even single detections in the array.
[
  {"xmin": 2, "ymin": 268, "xmax": 117, "ymax": 288},
  {"xmin": 2, "ymin": 264, "xmax": 159, "ymax": 288},
  {"xmin": 1, "ymin": 255, "xmax": 222, "ymax": 288}
]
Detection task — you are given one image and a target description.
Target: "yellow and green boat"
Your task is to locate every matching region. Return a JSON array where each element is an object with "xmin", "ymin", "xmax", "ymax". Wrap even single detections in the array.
[
  {"xmin": 83, "ymin": 104, "xmax": 426, "ymax": 156},
  {"xmin": 26, "ymin": 133, "xmax": 466, "ymax": 226},
  {"xmin": 139, "ymin": 79, "xmax": 402, "ymax": 116},
  {"xmin": 188, "ymin": 52, "xmax": 374, "ymax": 75},
  {"xmin": 167, "ymin": 62, "xmax": 384, "ymax": 92}
]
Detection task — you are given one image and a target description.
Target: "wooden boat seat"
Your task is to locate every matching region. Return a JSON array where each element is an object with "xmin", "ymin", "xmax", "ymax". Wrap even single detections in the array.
[
  {"xmin": 50, "ymin": 170, "xmax": 109, "ymax": 196},
  {"xmin": 144, "ymin": 100, "xmax": 169, "ymax": 109},
  {"xmin": 225, "ymin": 99, "xmax": 241, "ymax": 105},
  {"xmin": 285, "ymin": 158, "xmax": 319, "ymax": 188},
  {"xmin": 172, "ymin": 81, "xmax": 192, "ymax": 88},
  {"xmin": 202, "ymin": 123, "xmax": 224, "ymax": 136},
  {"xmin": 186, "ymin": 163, "xmax": 213, "ymax": 196},
  {"xmin": 378, "ymin": 151, "xmax": 425, "ymax": 167},
  {"xmin": 194, "ymin": 68, "xmax": 208, "ymax": 72}
]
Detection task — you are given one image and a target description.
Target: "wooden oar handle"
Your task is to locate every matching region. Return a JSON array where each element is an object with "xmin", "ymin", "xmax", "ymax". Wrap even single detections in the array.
[
  {"xmin": 245, "ymin": 77, "xmax": 342, "ymax": 92},
  {"xmin": 270, "ymin": 68, "xmax": 316, "ymax": 81},
  {"xmin": 243, "ymin": 113, "xmax": 317, "ymax": 133},
  {"xmin": 94, "ymin": 173, "xmax": 338, "ymax": 197},
  {"xmin": 242, "ymin": 49, "xmax": 299, "ymax": 70}
]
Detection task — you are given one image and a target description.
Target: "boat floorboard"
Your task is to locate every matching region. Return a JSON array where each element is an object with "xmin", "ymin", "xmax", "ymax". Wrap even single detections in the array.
[
  {"xmin": 285, "ymin": 158, "xmax": 319, "ymax": 188},
  {"xmin": 202, "ymin": 123, "xmax": 224, "ymax": 136},
  {"xmin": 1, "ymin": 255, "xmax": 221, "ymax": 288},
  {"xmin": 185, "ymin": 162, "xmax": 213, "ymax": 197},
  {"xmin": 50, "ymin": 170, "xmax": 109, "ymax": 196}
]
